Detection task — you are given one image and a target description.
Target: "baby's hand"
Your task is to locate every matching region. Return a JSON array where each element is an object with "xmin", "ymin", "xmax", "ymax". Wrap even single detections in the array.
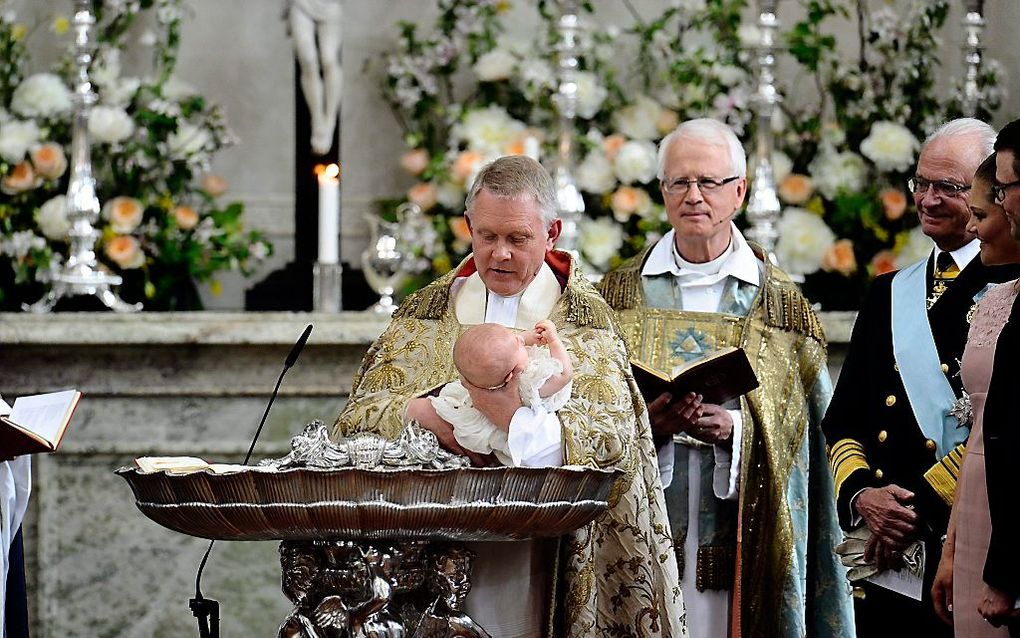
[{"xmin": 533, "ymin": 320, "xmax": 558, "ymax": 345}]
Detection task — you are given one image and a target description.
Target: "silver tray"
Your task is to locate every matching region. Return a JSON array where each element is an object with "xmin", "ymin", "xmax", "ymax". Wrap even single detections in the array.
[{"xmin": 116, "ymin": 465, "xmax": 620, "ymax": 541}]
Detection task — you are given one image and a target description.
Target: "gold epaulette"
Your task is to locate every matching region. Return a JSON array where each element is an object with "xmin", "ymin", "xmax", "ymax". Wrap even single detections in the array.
[
  {"xmin": 598, "ymin": 248, "xmax": 651, "ymax": 310},
  {"xmin": 829, "ymin": 438, "xmax": 870, "ymax": 499},
  {"xmin": 763, "ymin": 277, "xmax": 826, "ymax": 344},
  {"xmin": 924, "ymin": 443, "xmax": 966, "ymax": 506}
]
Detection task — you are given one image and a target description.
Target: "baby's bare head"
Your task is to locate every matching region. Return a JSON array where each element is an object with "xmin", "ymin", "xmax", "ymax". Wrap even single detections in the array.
[{"xmin": 453, "ymin": 323, "xmax": 523, "ymax": 388}]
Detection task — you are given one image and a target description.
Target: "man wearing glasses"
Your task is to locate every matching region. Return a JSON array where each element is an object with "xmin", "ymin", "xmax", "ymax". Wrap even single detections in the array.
[
  {"xmin": 823, "ymin": 118, "xmax": 1020, "ymax": 637},
  {"xmin": 600, "ymin": 118, "xmax": 853, "ymax": 638},
  {"xmin": 979, "ymin": 118, "xmax": 1020, "ymax": 634}
]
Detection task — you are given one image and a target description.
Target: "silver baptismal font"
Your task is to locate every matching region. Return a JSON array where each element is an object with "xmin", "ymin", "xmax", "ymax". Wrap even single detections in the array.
[
  {"xmin": 27, "ymin": 0, "xmax": 140, "ymax": 313},
  {"xmin": 118, "ymin": 422, "xmax": 618, "ymax": 636}
]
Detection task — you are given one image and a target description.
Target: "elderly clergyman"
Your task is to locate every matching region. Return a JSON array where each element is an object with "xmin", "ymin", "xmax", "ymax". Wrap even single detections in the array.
[
  {"xmin": 335, "ymin": 155, "xmax": 685, "ymax": 638},
  {"xmin": 600, "ymin": 117, "xmax": 853, "ymax": 638},
  {"xmin": 823, "ymin": 118, "xmax": 1020, "ymax": 637}
]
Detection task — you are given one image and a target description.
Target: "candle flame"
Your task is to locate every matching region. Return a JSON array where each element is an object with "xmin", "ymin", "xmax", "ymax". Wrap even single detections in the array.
[{"xmin": 316, "ymin": 163, "xmax": 341, "ymax": 179}]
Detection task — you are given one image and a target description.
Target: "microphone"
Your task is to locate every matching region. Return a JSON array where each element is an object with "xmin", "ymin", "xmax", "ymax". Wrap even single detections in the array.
[{"xmin": 189, "ymin": 324, "xmax": 314, "ymax": 638}]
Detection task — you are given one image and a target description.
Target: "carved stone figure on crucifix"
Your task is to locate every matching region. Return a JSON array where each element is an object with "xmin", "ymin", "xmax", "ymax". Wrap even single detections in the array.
[{"xmin": 287, "ymin": 0, "xmax": 342, "ymax": 155}]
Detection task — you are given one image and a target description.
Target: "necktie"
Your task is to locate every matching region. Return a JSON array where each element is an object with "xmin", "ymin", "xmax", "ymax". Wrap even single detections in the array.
[{"xmin": 928, "ymin": 252, "xmax": 959, "ymax": 309}]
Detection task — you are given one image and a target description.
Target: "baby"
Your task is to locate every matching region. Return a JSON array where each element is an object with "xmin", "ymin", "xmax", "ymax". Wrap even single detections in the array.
[{"xmin": 430, "ymin": 320, "xmax": 573, "ymax": 465}]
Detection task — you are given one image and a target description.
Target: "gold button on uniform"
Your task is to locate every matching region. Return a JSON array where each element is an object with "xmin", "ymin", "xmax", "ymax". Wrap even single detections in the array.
[
  {"xmin": 926, "ymin": 439, "xmax": 937, "ymax": 451},
  {"xmin": 894, "ymin": 363, "xmax": 899, "ymax": 372},
  {"xmin": 878, "ymin": 430, "xmax": 888, "ymax": 443},
  {"xmin": 885, "ymin": 395, "xmax": 897, "ymax": 407},
  {"xmin": 941, "ymin": 363, "xmax": 950, "ymax": 374},
  {"xmin": 874, "ymin": 469, "xmax": 884, "ymax": 479}
]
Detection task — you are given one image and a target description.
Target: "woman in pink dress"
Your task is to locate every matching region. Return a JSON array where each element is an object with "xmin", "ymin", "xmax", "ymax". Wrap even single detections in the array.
[{"xmin": 932, "ymin": 155, "xmax": 1020, "ymax": 636}]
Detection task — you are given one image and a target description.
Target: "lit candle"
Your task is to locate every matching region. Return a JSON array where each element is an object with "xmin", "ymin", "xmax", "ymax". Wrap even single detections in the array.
[{"xmin": 317, "ymin": 163, "xmax": 340, "ymax": 264}]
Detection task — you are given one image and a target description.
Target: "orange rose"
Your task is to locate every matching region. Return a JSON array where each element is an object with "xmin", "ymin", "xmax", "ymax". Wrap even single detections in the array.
[
  {"xmin": 602, "ymin": 134, "xmax": 627, "ymax": 162},
  {"xmin": 399, "ymin": 148, "xmax": 429, "ymax": 176},
  {"xmin": 610, "ymin": 186, "xmax": 652, "ymax": 222},
  {"xmin": 29, "ymin": 142, "xmax": 67, "ymax": 180},
  {"xmin": 200, "ymin": 174, "xmax": 228, "ymax": 198},
  {"xmin": 656, "ymin": 109, "xmax": 679, "ymax": 136},
  {"xmin": 105, "ymin": 235, "xmax": 144, "ymax": 269},
  {"xmin": 103, "ymin": 196, "xmax": 144, "ymax": 233},
  {"xmin": 822, "ymin": 239, "xmax": 858, "ymax": 275},
  {"xmin": 407, "ymin": 182, "xmax": 438, "ymax": 212},
  {"xmin": 778, "ymin": 174, "xmax": 814, "ymax": 205},
  {"xmin": 449, "ymin": 215, "xmax": 472, "ymax": 243},
  {"xmin": 0, "ymin": 161, "xmax": 42, "ymax": 194},
  {"xmin": 880, "ymin": 187, "xmax": 908, "ymax": 221},
  {"xmin": 870, "ymin": 249, "xmax": 897, "ymax": 276},
  {"xmin": 173, "ymin": 204, "xmax": 199, "ymax": 230},
  {"xmin": 503, "ymin": 138, "xmax": 526, "ymax": 156},
  {"xmin": 452, "ymin": 150, "xmax": 485, "ymax": 183}
]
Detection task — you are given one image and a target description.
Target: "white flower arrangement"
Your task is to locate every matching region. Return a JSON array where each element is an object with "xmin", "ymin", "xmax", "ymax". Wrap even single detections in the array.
[
  {"xmin": 378, "ymin": 0, "xmax": 1001, "ymax": 306},
  {"xmin": 0, "ymin": 3, "xmax": 271, "ymax": 310},
  {"xmin": 774, "ymin": 208, "xmax": 837, "ymax": 277},
  {"xmin": 859, "ymin": 121, "xmax": 920, "ymax": 173}
]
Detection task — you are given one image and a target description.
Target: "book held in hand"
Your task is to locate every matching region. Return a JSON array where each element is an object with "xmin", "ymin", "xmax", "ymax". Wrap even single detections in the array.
[
  {"xmin": 631, "ymin": 346, "xmax": 759, "ymax": 406},
  {"xmin": 0, "ymin": 389, "xmax": 81, "ymax": 457}
]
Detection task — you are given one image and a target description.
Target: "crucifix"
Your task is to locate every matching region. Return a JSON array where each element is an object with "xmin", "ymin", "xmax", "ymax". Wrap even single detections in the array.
[{"xmin": 246, "ymin": 0, "xmax": 369, "ymax": 310}]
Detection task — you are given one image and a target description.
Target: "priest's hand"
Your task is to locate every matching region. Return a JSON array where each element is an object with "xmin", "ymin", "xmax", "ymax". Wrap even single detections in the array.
[
  {"xmin": 647, "ymin": 392, "xmax": 703, "ymax": 437},
  {"xmin": 405, "ymin": 398, "xmax": 493, "ymax": 466},
  {"xmin": 462, "ymin": 374, "xmax": 523, "ymax": 431},
  {"xmin": 687, "ymin": 403, "xmax": 733, "ymax": 447},
  {"xmin": 854, "ymin": 485, "xmax": 918, "ymax": 549}
]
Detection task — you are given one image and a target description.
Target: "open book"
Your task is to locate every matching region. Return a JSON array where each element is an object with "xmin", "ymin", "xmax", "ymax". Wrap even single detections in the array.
[
  {"xmin": 0, "ymin": 389, "xmax": 81, "ymax": 456},
  {"xmin": 133, "ymin": 456, "xmax": 247, "ymax": 474},
  {"xmin": 631, "ymin": 346, "xmax": 759, "ymax": 406}
]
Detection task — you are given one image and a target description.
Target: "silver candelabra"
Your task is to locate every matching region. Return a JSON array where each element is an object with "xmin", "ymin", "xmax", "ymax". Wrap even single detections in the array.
[
  {"xmin": 27, "ymin": 0, "xmax": 140, "ymax": 312},
  {"xmin": 961, "ymin": 0, "xmax": 985, "ymax": 118},
  {"xmin": 744, "ymin": 0, "xmax": 782, "ymax": 262},
  {"xmin": 551, "ymin": 0, "xmax": 587, "ymax": 266}
]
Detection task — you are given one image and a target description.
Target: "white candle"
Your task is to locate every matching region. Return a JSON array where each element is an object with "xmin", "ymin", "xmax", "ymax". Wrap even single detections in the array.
[{"xmin": 317, "ymin": 163, "xmax": 340, "ymax": 264}]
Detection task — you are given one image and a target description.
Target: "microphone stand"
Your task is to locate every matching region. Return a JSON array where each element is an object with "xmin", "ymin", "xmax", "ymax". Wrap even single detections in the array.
[{"xmin": 189, "ymin": 324, "xmax": 314, "ymax": 638}]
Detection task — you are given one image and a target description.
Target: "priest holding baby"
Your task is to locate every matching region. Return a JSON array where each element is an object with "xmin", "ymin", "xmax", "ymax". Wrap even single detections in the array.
[{"xmin": 334, "ymin": 155, "xmax": 685, "ymax": 638}]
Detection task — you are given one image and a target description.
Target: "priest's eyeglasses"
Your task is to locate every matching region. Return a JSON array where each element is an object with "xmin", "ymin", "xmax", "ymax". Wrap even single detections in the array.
[
  {"xmin": 662, "ymin": 175, "xmax": 740, "ymax": 196},
  {"xmin": 908, "ymin": 177, "xmax": 970, "ymax": 198},
  {"xmin": 991, "ymin": 179, "xmax": 1020, "ymax": 203}
]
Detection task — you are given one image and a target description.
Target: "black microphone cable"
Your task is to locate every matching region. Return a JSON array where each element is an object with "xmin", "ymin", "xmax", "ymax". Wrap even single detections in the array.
[{"xmin": 190, "ymin": 324, "xmax": 313, "ymax": 638}]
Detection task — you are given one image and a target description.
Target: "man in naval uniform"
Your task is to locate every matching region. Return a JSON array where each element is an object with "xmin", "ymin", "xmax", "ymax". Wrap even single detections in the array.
[
  {"xmin": 335, "ymin": 155, "xmax": 685, "ymax": 638},
  {"xmin": 822, "ymin": 118, "xmax": 1019, "ymax": 636},
  {"xmin": 600, "ymin": 118, "xmax": 853, "ymax": 638}
]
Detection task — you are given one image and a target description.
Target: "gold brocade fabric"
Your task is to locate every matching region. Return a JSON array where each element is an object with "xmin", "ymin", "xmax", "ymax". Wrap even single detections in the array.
[
  {"xmin": 334, "ymin": 253, "xmax": 687, "ymax": 638},
  {"xmin": 605, "ymin": 245, "xmax": 828, "ymax": 638}
]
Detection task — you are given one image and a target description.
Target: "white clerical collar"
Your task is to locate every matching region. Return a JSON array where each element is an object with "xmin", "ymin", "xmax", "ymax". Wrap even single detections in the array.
[
  {"xmin": 453, "ymin": 261, "xmax": 561, "ymax": 329},
  {"xmin": 933, "ymin": 239, "xmax": 980, "ymax": 272},
  {"xmin": 642, "ymin": 224, "xmax": 760, "ymax": 286}
]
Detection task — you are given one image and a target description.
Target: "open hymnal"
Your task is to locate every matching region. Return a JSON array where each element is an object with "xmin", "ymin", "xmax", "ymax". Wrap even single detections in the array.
[
  {"xmin": 0, "ymin": 389, "xmax": 81, "ymax": 457},
  {"xmin": 133, "ymin": 456, "xmax": 247, "ymax": 474},
  {"xmin": 630, "ymin": 346, "xmax": 759, "ymax": 407}
]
